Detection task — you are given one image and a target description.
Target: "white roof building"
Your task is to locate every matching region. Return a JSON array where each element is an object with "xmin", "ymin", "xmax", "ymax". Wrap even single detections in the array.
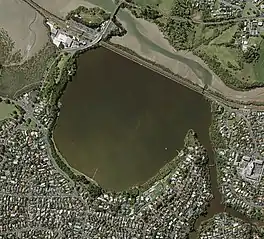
[
  {"xmin": 46, "ymin": 21, "xmax": 58, "ymax": 36},
  {"xmin": 53, "ymin": 33, "xmax": 73, "ymax": 48},
  {"xmin": 245, "ymin": 161, "xmax": 254, "ymax": 176}
]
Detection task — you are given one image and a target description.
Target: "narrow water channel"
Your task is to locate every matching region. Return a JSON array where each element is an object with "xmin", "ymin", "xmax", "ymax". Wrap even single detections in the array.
[{"xmin": 189, "ymin": 150, "xmax": 251, "ymax": 238}]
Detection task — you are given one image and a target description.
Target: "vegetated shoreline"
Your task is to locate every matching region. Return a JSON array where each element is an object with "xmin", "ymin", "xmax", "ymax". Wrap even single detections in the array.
[
  {"xmin": 122, "ymin": 3, "xmax": 264, "ymax": 91},
  {"xmin": 45, "ymin": 49, "xmax": 104, "ymax": 196},
  {"xmin": 46, "ymin": 44, "xmax": 210, "ymax": 195},
  {"xmin": 48, "ymin": 40, "xmax": 264, "ymax": 199},
  {"xmin": 45, "ymin": 44, "xmax": 264, "ymax": 236},
  {"xmin": 103, "ymin": 41, "xmax": 264, "ymax": 108},
  {"xmin": 47, "ymin": 43, "xmax": 264, "ymax": 233}
]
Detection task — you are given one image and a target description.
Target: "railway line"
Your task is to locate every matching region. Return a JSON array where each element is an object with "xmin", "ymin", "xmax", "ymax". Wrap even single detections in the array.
[
  {"xmin": 101, "ymin": 41, "xmax": 264, "ymax": 111},
  {"xmin": 20, "ymin": 0, "xmax": 264, "ymax": 111}
]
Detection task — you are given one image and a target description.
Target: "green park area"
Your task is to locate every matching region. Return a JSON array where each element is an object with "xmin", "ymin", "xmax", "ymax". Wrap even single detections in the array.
[
  {"xmin": 196, "ymin": 23, "xmax": 264, "ymax": 86},
  {"xmin": 254, "ymin": 42, "xmax": 264, "ymax": 83},
  {"xmin": 133, "ymin": 0, "xmax": 175, "ymax": 13},
  {"xmin": 0, "ymin": 101, "xmax": 16, "ymax": 120},
  {"xmin": 55, "ymin": 53, "xmax": 71, "ymax": 83},
  {"xmin": 66, "ymin": 7, "xmax": 111, "ymax": 28},
  {"xmin": 242, "ymin": 1, "xmax": 259, "ymax": 17},
  {"xmin": 128, "ymin": 0, "xmax": 264, "ymax": 89},
  {"xmin": 40, "ymin": 52, "xmax": 76, "ymax": 110},
  {"xmin": 194, "ymin": 23, "xmax": 264, "ymax": 88}
]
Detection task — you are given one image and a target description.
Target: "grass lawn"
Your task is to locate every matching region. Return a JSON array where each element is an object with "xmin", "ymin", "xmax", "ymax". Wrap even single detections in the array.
[
  {"xmin": 203, "ymin": 27, "xmax": 216, "ymax": 39},
  {"xmin": 198, "ymin": 25, "xmax": 230, "ymax": 42},
  {"xmin": 134, "ymin": 0, "xmax": 161, "ymax": 7},
  {"xmin": 80, "ymin": 10, "xmax": 106, "ymax": 25},
  {"xmin": 210, "ymin": 25, "xmax": 238, "ymax": 45},
  {"xmin": 243, "ymin": 1, "xmax": 258, "ymax": 17},
  {"xmin": 201, "ymin": 45, "xmax": 241, "ymax": 69},
  {"xmin": 193, "ymin": 25, "xmax": 204, "ymax": 45},
  {"xmin": 254, "ymin": 42, "xmax": 264, "ymax": 82},
  {"xmin": 67, "ymin": 7, "xmax": 110, "ymax": 28},
  {"xmin": 55, "ymin": 53, "xmax": 71, "ymax": 83},
  {"xmin": 239, "ymin": 63, "xmax": 257, "ymax": 83},
  {"xmin": 157, "ymin": 0, "xmax": 174, "ymax": 13},
  {"xmin": 0, "ymin": 102, "xmax": 15, "ymax": 120},
  {"xmin": 80, "ymin": 13, "xmax": 103, "ymax": 25},
  {"xmin": 214, "ymin": 0, "xmax": 220, "ymax": 9},
  {"xmin": 248, "ymin": 36, "xmax": 262, "ymax": 47},
  {"xmin": 134, "ymin": 0, "xmax": 174, "ymax": 13},
  {"xmin": 193, "ymin": 25, "xmax": 226, "ymax": 46}
]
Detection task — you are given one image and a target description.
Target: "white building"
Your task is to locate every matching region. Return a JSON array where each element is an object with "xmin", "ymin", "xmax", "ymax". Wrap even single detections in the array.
[
  {"xmin": 46, "ymin": 22, "xmax": 58, "ymax": 36},
  {"xmin": 53, "ymin": 33, "xmax": 73, "ymax": 48},
  {"xmin": 46, "ymin": 21, "xmax": 73, "ymax": 48}
]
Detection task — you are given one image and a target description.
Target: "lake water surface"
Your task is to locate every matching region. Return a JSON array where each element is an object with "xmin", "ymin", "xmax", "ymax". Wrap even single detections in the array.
[
  {"xmin": 53, "ymin": 47, "xmax": 258, "ymax": 237},
  {"xmin": 54, "ymin": 47, "xmax": 212, "ymax": 191}
]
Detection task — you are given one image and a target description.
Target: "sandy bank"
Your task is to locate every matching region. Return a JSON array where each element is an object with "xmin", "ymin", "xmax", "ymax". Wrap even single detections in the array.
[
  {"xmin": 111, "ymin": 12, "xmax": 203, "ymax": 87},
  {"xmin": 111, "ymin": 10, "xmax": 264, "ymax": 104},
  {"xmin": 0, "ymin": 0, "xmax": 48, "ymax": 59}
]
